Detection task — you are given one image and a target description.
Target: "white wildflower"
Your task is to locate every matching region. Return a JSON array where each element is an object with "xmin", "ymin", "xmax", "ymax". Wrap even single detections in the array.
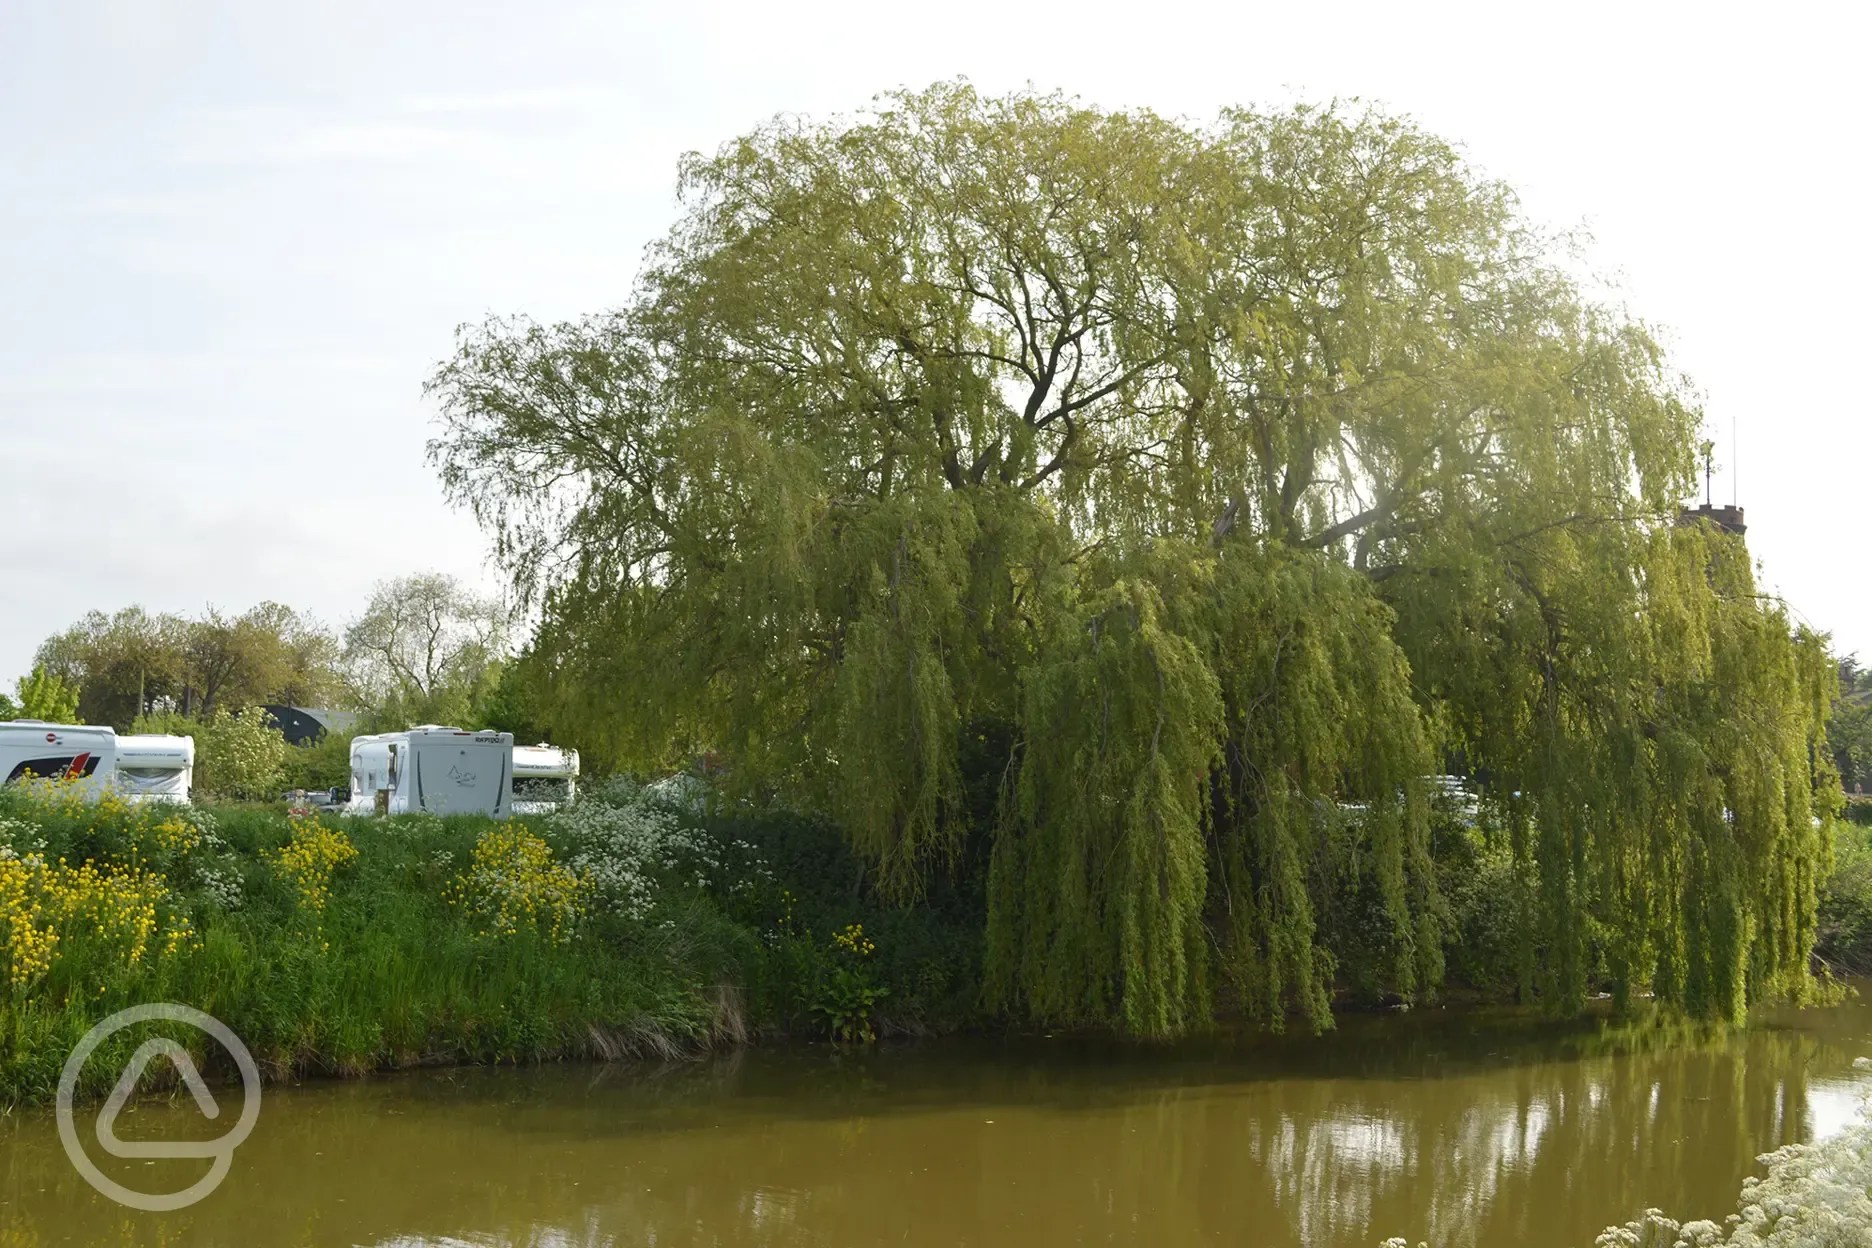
[
  {"xmin": 549, "ymin": 778, "xmax": 769, "ymax": 920},
  {"xmin": 198, "ymin": 865, "xmax": 244, "ymax": 912},
  {"xmin": 0, "ymin": 815, "xmax": 45, "ymax": 857}
]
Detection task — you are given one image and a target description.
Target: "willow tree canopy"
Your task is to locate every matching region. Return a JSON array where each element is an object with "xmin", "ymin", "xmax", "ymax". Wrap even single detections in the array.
[{"xmin": 428, "ymin": 83, "xmax": 1837, "ymax": 1034}]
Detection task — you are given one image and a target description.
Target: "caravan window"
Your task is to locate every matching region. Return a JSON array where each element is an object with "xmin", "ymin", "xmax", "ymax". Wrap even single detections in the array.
[{"xmin": 118, "ymin": 767, "xmax": 188, "ymax": 796}]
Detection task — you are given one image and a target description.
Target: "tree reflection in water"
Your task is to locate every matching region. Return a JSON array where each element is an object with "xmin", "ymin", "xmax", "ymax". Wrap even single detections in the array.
[{"xmin": 6, "ymin": 997, "xmax": 1870, "ymax": 1248}]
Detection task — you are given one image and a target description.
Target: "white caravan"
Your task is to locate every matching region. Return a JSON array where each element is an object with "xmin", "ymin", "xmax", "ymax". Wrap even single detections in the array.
[
  {"xmin": 0, "ymin": 721, "xmax": 118, "ymax": 798},
  {"xmin": 348, "ymin": 727, "xmax": 514, "ymax": 817},
  {"xmin": 113, "ymin": 734, "xmax": 195, "ymax": 804},
  {"xmin": 511, "ymin": 744, "xmax": 580, "ymax": 814}
]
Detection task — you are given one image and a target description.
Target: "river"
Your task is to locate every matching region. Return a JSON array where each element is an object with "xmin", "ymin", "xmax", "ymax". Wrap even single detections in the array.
[{"xmin": 9, "ymin": 991, "xmax": 1872, "ymax": 1247}]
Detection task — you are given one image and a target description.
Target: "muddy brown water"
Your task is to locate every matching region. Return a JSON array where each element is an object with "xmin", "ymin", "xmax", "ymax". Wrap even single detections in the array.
[{"xmin": 8, "ymin": 992, "xmax": 1872, "ymax": 1247}]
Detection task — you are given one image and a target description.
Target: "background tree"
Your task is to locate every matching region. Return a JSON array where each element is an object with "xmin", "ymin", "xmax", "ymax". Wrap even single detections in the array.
[
  {"xmin": 33, "ymin": 603, "xmax": 341, "ymax": 728},
  {"xmin": 178, "ymin": 603, "xmax": 340, "ymax": 718},
  {"xmin": 467, "ymin": 649, "xmax": 550, "ymax": 742},
  {"xmin": 35, "ymin": 607, "xmax": 186, "ymax": 728},
  {"xmin": 1831, "ymin": 658, "xmax": 1872, "ymax": 796},
  {"xmin": 12, "ymin": 666, "xmax": 80, "ymax": 723},
  {"xmin": 342, "ymin": 573, "xmax": 508, "ymax": 727},
  {"xmin": 431, "ymin": 84, "xmax": 1835, "ymax": 1034}
]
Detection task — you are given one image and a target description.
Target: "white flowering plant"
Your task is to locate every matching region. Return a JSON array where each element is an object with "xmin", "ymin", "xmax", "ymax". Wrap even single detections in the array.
[
  {"xmin": 0, "ymin": 814, "xmax": 46, "ymax": 860},
  {"xmin": 392, "ymin": 811, "xmax": 448, "ymax": 836},
  {"xmin": 1381, "ymin": 1065, "xmax": 1872, "ymax": 1248},
  {"xmin": 196, "ymin": 864, "xmax": 245, "ymax": 912},
  {"xmin": 546, "ymin": 777, "xmax": 772, "ymax": 923}
]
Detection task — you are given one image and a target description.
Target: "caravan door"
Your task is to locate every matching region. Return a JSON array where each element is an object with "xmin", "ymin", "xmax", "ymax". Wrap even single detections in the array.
[
  {"xmin": 407, "ymin": 730, "xmax": 513, "ymax": 817},
  {"xmin": 345, "ymin": 735, "xmax": 399, "ymax": 814}
]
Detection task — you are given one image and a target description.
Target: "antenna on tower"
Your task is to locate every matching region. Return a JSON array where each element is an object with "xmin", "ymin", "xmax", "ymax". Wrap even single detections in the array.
[
  {"xmin": 1678, "ymin": 436, "xmax": 1746, "ymax": 538},
  {"xmin": 1731, "ymin": 409, "xmax": 1738, "ymax": 507}
]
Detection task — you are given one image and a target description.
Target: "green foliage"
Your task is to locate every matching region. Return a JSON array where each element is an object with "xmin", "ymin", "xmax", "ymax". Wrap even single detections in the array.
[
  {"xmin": 987, "ymin": 576, "xmax": 1222, "ymax": 1036},
  {"xmin": 12, "ymin": 665, "xmax": 79, "ymax": 723},
  {"xmin": 280, "ymin": 729, "xmax": 355, "ymax": 791},
  {"xmin": 200, "ymin": 706, "xmax": 290, "ymax": 800},
  {"xmin": 36, "ymin": 603, "xmax": 338, "ymax": 730},
  {"xmin": 470, "ymin": 654, "xmax": 550, "ymax": 742},
  {"xmin": 1398, "ymin": 523, "xmax": 1839, "ymax": 1022},
  {"xmin": 427, "ymin": 83, "xmax": 1840, "ymax": 1036},
  {"xmin": 1434, "ymin": 818, "xmax": 1525, "ymax": 997},
  {"xmin": 1817, "ymin": 821, "xmax": 1872, "ymax": 975},
  {"xmin": 28, "ymin": 587, "xmax": 514, "ymax": 742},
  {"xmin": 1829, "ymin": 659, "xmax": 1872, "ymax": 794},
  {"xmin": 684, "ymin": 801, "xmax": 986, "ymax": 1035},
  {"xmin": 1205, "ymin": 546, "xmax": 1439, "ymax": 1028},
  {"xmin": 0, "ymin": 791, "xmax": 714, "ymax": 1105},
  {"xmin": 34, "ymin": 605, "xmax": 182, "ymax": 729}
]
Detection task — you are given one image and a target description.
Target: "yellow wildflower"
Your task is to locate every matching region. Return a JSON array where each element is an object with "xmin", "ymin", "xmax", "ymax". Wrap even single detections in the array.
[
  {"xmin": 446, "ymin": 822, "xmax": 589, "ymax": 944},
  {"xmin": 266, "ymin": 816, "xmax": 358, "ymax": 915},
  {"xmin": 0, "ymin": 854, "xmax": 171, "ymax": 989}
]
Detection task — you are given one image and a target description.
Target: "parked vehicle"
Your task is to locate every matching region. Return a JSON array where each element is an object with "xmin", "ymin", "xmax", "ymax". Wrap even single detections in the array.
[
  {"xmin": 112, "ymin": 733, "xmax": 194, "ymax": 804},
  {"xmin": 511, "ymin": 743, "xmax": 579, "ymax": 814},
  {"xmin": 0, "ymin": 720, "xmax": 117, "ymax": 798},
  {"xmin": 0, "ymin": 722, "xmax": 198, "ymax": 805},
  {"xmin": 347, "ymin": 727, "xmax": 514, "ymax": 817},
  {"xmin": 281, "ymin": 787, "xmax": 351, "ymax": 814}
]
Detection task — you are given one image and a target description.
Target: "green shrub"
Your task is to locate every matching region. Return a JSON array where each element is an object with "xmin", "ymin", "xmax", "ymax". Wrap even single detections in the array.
[
  {"xmin": 0, "ymin": 768, "xmax": 998, "ymax": 1105},
  {"xmin": 1818, "ymin": 822, "xmax": 1872, "ymax": 975},
  {"xmin": 0, "ymin": 786, "xmax": 721, "ymax": 1105},
  {"xmin": 1435, "ymin": 818, "xmax": 1526, "ymax": 998},
  {"xmin": 280, "ymin": 729, "xmax": 354, "ymax": 791}
]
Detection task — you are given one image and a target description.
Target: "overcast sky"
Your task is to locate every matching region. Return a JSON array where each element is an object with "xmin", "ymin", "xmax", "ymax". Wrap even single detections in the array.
[{"xmin": 2, "ymin": 0, "xmax": 1865, "ymax": 681}]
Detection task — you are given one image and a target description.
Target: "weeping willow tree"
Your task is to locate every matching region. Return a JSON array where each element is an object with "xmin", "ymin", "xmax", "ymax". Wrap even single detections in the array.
[{"xmin": 427, "ymin": 83, "xmax": 1837, "ymax": 1034}]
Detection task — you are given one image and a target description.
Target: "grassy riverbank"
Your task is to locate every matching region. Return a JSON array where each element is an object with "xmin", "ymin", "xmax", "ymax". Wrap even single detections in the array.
[
  {"xmin": 11, "ymin": 773, "xmax": 1872, "ymax": 1111},
  {"xmin": 0, "ymin": 779, "xmax": 981, "ymax": 1106}
]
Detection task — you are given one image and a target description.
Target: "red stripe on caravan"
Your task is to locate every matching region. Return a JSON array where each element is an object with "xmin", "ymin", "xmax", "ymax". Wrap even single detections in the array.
[{"xmin": 65, "ymin": 753, "xmax": 90, "ymax": 779}]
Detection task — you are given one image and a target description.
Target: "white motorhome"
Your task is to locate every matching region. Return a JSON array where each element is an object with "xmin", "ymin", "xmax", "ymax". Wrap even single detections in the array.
[
  {"xmin": 348, "ymin": 727, "xmax": 514, "ymax": 817},
  {"xmin": 113, "ymin": 734, "xmax": 195, "ymax": 804},
  {"xmin": 0, "ymin": 721, "xmax": 118, "ymax": 798},
  {"xmin": 511, "ymin": 743, "xmax": 579, "ymax": 814}
]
